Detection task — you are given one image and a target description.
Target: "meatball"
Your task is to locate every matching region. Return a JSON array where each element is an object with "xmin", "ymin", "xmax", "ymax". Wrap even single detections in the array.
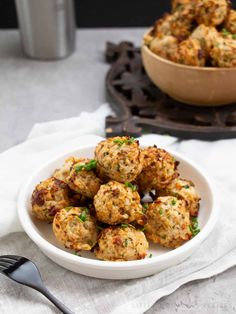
[
  {"xmin": 95, "ymin": 163, "xmax": 110, "ymax": 183},
  {"xmin": 66, "ymin": 158, "xmax": 101, "ymax": 198},
  {"xmin": 94, "ymin": 181, "xmax": 145, "ymax": 225},
  {"xmin": 190, "ymin": 24, "xmax": 220, "ymax": 52},
  {"xmin": 172, "ymin": 38, "xmax": 206, "ymax": 66},
  {"xmin": 158, "ymin": 178, "xmax": 201, "ymax": 217},
  {"xmin": 145, "ymin": 196, "xmax": 192, "ymax": 249},
  {"xmin": 149, "ymin": 35, "xmax": 178, "ymax": 60},
  {"xmin": 172, "ymin": 0, "xmax": 194, "ymax": 13},
  {"xmin": 170, "ymin": 6, "xmax": 195, "ymax": 40},
  {"xmin": 95, "ymin": 137, "xmax": 143, "ymax": 183},
  {"xmin": 153, "ymin": 14, "xmax": 173, "ymax": 37},
  {"xmin": 94, "ymin": 226, "xmax": 149, "ymax": 261},
  {"xmin": 136, "ymin": 146, "xmax": 179, "ymax": 192},
  {"xmin": 53, "ymin": 156, "xmax": 79, "ymax": 183},
  {"xmin": 195, "ymin": 0, "xmax": 229, "ymax": 26},
  {"xmin": 143, "ymin": 32, "xmax": 155, "ymax": 47},
  {"xmin": 210, "ymin": 37, "xmax": 236, "ymax": 67},
  {"xmin": 31, "ymin": 177, "xmax": 70, "ymax": 222},
  {"xmin": 53, "ymin": 207, "xmax": 97, "ymax": 251},
  {"xmin": 224, "ymin": 10, "xmax": 236, "ymax": 34}
]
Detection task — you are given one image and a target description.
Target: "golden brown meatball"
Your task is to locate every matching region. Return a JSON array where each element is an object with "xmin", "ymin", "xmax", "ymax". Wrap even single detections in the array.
[
  {"xmin": 158, "ymin": 178, "xmax": 201, "ymax": 217},
  {"xmin": 195, "ymin": 0, "xmax": 229, "ymax": 26},
  {"xmin": 145, "ymin": 196, "xmax": 192, "ymax": 249},
  {"xmin": 149, "ymin": 35, "xmax": 178, "ymax": 60},
  {"xmin": 170, "ymin": 6, "xmax": 195, "ymax": 40},
  {"xmin": 53, "ymin": 156, "xmax": 79, "ymax": 183},
  {"xmin": 66, "ymin": 158, "xmax": 101, "ymax": 198},
  {"xmin": 136, "ymin": 146, "xmax": 179, "ymax": 192},
  {"xmin": 172, "ymin": 38, "xmax": 206, "ymax": 66},
  {"xmin": 190, "ymin": 24, "xmax": 220, "ymax": 52},
  {"xmin": 172, "ymin": 0, "xmax": 194, "ymax": 12},
  {"xmin": 210, "ymin": 37, "xmax": 236, "ymax": 67},
  {"xmin": 224, "ymin": 10, "xmax": 236, "ymax": 34},
  {"xmin": 94, "ymin": 181, "xmax": 145, "ymax": 225},
  {"xmin": 95, "ymin": 164, "xmax": 110, "ymax": 183},
  {"xmin": 53, "ymin": 206, "xmax": 97, "ymax": 251},
  {"xmin": 95, "ymin": 137, "xmax": 143, "ymax": 183},
  {"xmin": 31, "ymin": 177, "xmax": 70, "ymax": 222},
  {"xmin": 94, "ymin": 226, "xmax": 149, "ymax": 261},
  {"xmin": 153, "ymin": 13, "xmax": 173, "ymax": 37}
]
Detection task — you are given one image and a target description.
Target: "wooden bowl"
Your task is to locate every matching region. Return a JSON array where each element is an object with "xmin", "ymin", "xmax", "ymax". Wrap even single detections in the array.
[{"xmin": 142, "ymin": 38, "xmax": 236, "ymax": 107}]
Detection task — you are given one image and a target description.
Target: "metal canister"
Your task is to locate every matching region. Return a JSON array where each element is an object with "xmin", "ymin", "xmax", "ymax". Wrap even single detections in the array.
[{"xmin": 15, "ymin": 0, "xmax": 76, "ymax": 60}]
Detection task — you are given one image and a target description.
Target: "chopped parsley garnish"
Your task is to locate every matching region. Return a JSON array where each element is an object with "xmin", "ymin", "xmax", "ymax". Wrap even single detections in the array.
[
  {"xmin": 121, "ymin": 223, "xmax": 129, "ymax": 228},
  {"xmin": 77, "ymin": 216, "xmax": 83, "ymax": 222},
  {"xmin": 113, "ymin": 137, "xmax": 136, "ymax": 146},
  {"xmin": 64, "ymin": 206, "xmax": 73, "ymax": 211},
  {"xmin": 222, "ymin": 28, "xmax": 231, "ymax": 36},
  {"xmin": 171, "ymin": 199, "xmax": 177, "ymax": 206},
  {"xmin": 189, "ymin": 217, "xmax": 200, "ymax": 237},
  {"xmin": 78, "ymin": 211, "xmax": 87, "ymax": 222},
  {"xmin": 81, "ymin": 207, "xmax": 89, "ymax": 214},
  {"xmin": 142, "ymin": 203, "xmax": 148, "ymax": 213},
  {"xmin": 113, "ymin": 138, "xmax": 124, "ymax": 146},
  {"xmin": 149, "ymin": 253, "xmax": 153, "ymax": 258},
  {"xmin": 140, "ymin": 226, "xmax": 146, "ymax": 232},
  {"xmin": 74, "ymin": 159, "xmax": 97, "ymax": 172},
  {"xmin": 124, "ymin": 239, "xmax": 129, "ymax": 247},
  {"xmin": 126, "ymin": 137, "xmax": 136, "ymax": 144},
  {"xmin": 142, "ymin": 203, "xmax": 148, "ymax": 210},
  {"xmin": 159, "ymin": 208, "xmax": 163, "ymax": 215},
  {"xmin": 125, "ymin": 182, "xmax": 137, "ymax": 191},
  {"xmin": 183, "ymin": 185, "xmax": 190, "ymax": 189},
  {"xmin": 222, "ymin": 28, "xmax": 236, "ymax": 39}
]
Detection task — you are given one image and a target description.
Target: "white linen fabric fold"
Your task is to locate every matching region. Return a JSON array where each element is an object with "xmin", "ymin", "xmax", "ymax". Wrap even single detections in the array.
[{"xmin": 0, "ymin": 103, "xmax": 235, "ymax": 314}]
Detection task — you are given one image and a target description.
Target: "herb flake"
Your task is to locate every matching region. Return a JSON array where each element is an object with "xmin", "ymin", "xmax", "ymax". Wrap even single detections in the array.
[
  {"xmin": 78, "ymin": 211, "xmax": 87, "ymax": 222},
  {"xmin": 222, "ymin": 28, "xmax": 231, "ymax": 36},
  {"xmin": 124, "ymin": 239, "xmax": 129, "ymax": 247},
  {"xmin": 74, "ymin": 159, "xmax": 97, "ymax": 172},
  {"xmin": 64, "ymin": 206, "xmax": 73, "ymax": 211},
  {"xmin": 113, "ymin": 137, "xmax": 137, "ymax": 146},
  {"xmin": 121, "ymin": 223, "xmax": 129, "ymax": 228},
  {"xmin": 183, "ymin": 185, "xmax": 190, "ymax": 189},
  {"xmin": 190, "ymin": 217, "xmax": 200, "ymax": 237},
  {"xmin": 125, "ymin": 182, "xmax": 137, "ymax": 191}
]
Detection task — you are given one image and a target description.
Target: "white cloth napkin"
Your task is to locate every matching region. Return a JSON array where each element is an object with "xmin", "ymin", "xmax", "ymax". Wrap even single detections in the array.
[{"xmin": 0, "ymin": 103, "xmax": 236, "ymax": 314}]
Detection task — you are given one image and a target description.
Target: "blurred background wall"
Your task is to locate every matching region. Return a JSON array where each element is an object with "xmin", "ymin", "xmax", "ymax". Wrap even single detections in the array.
[
  {"xmin": 0, "ymin": 0, "xmax": 171, "ymax": 28},
  {"xmin": 1, "ymin": 0, "xmax": 236, "ymax": 28}
]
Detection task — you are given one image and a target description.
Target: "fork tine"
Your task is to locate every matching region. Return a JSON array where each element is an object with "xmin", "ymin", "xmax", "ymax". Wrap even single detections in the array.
[
  {"xmin": 0, "ymin": 257, "xmax": 16, "ymax": 265},
  {"xmin": 0, "ymin": 261, "xmax": 14, "ymax": 268},
  {"xmin": 0, "ymin": 255, "xmax": 22, "ymax": 262},
  {"xmin": 0, "ymin": 265, "xmax": 7, "ymax": 271}
]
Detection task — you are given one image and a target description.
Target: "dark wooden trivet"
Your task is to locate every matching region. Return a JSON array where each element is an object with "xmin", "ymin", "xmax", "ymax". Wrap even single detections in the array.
[{"xmin": 105, "ymin": 41, "xmax": 236, "ymax": 140}]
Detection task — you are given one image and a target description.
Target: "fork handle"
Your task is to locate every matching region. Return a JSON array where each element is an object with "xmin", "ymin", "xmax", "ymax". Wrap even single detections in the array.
[{"xmin": 40, "ymin": 288, "xmax": 75, "ymax": 314}]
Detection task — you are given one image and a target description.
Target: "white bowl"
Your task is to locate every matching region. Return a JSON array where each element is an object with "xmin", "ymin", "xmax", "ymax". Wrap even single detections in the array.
[{"xmin": 17, "ymin": 144, "xmax": 218, "ymax": 280}]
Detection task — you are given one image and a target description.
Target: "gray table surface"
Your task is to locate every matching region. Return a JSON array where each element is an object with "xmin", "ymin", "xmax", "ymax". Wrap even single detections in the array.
[{"xmin": 0, "ymin": 29, "xmax": 235, "ymax": 313}]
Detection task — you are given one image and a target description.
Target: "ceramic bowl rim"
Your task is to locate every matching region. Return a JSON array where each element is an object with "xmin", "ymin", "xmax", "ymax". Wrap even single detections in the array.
[{"xmin": 17, "ymin": 144, "xmax": 219, "ymax": 270}]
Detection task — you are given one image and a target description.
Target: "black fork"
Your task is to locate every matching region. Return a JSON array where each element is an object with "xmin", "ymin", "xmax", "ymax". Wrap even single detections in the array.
[{"xmin": 0, "ymin": 255, "xmax": 75, "ymax": 314}]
